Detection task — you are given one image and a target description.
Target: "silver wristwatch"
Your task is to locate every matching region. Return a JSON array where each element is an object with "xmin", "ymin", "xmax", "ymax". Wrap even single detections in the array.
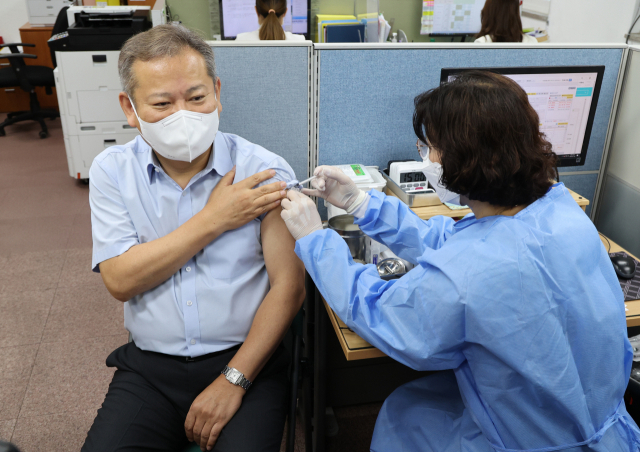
[{"xmin": 221, "ymin": 365, "xmax": 252, "ymax": 390}]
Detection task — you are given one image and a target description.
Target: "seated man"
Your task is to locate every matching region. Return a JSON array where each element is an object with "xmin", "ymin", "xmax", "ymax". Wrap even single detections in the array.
[{"xmin": 83, "ymin": 24, "xmax": 305, "ymax": 452}]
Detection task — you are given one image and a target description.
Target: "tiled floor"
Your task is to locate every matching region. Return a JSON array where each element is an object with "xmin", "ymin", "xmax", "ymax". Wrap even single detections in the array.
[
  {"xmin": 0, "ymin": 114, "xmax": 378, "ymax": 452},
  {"xmin": 0, "ymin": 115, "xmax": 128, "ymax": 451}
]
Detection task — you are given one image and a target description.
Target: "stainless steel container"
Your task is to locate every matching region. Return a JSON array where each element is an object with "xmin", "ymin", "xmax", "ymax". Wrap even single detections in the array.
[
  {"xmin": 328, "ymin": 214, "xmax": 367, "ymax": 262},
  {"xmin": 377, "ymin": 258, "xmax": 406, "ymax": 277}
]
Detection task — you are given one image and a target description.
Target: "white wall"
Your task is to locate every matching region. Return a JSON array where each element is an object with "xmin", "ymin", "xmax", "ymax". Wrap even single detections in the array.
[
  {"xmin": 521, "ymin": 15, "xmax": 547, "ymax": 32},
  {"xmin": 0, "ymin": 0, "xmax": 29, "ymax": 43},
  {"xmin": 604, "ymin": 47, "xmax": 640, "ymax": 190},
  {"xmin": 548, "ymin": 0, "xmax": 640, "ymax": 43}
]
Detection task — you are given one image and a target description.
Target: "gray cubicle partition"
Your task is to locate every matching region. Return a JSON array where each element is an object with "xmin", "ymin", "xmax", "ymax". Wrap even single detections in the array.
[
  {"xmin": 209, "ymin": 41, "xmax": 312, "ymax": 181},
  {"xmin": 314, "ymin": 43, "xmax": 626, "ymax": 218},
  {"xmin": 595, "ymin": 46, "xmax": 640, "ymax": 257}
]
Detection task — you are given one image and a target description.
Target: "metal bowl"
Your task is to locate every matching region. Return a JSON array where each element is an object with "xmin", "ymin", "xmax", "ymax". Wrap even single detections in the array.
[{"xmin": 328, "ymin": 214, "xmax": 367, "ymax": 261}]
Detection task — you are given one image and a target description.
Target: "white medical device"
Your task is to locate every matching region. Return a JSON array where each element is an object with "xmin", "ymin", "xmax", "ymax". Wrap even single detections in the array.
[
  {"xmin": 389, "ymin": 161, "xmax": 432, "ymax": 194},
  {"xmin": 335, "ymin": 164, "xmax": 375, "ymax": 184}
]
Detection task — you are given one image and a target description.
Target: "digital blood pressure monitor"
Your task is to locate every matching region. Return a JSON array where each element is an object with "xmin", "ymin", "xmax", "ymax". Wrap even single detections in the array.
[{"xmin": 389, "ymin": 161, "xmax": 432, "ymax": 194}]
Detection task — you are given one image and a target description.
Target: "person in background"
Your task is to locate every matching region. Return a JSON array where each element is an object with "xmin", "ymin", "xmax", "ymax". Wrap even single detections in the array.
[
  {"xmin": 235, "ymin": 0, "xmax": 306, "ymax": 41},
  {"xmin": 475, "ymin": 0, "xmax": 538, "ymax": 43}
]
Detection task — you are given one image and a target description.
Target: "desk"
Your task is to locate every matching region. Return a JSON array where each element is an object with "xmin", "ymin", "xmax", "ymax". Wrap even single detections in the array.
[
  {"xmin": 324, "ymin": 298, "xmax": 386, "ymax": 361},
  {"xmin": 607, "ymin": 237, "xmax": 640, "ymax": 327},
  {"xmin": 385, "ymin": 187, "xmax": 589, "ymax": 220}
]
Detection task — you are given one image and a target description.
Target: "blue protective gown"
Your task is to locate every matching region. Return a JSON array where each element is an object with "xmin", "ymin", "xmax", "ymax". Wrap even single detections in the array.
[{"xmin": 295, "ymin": 183, "xmax": 640, "ymax": 452}]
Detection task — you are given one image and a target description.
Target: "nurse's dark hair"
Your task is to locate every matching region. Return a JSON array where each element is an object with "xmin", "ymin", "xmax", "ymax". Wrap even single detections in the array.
[
  {"xmin": 413, "ymin": 70, "xmax": 558, "ymax": 208},
  {"xmin": 118, "ymin": 24, "xmax": 216, "ymax": 105},
  {"xmin": 256, "ymin": 0, "xmax": 287, "ymax": 41},
  {"xmin": 476, "ymin": 0, "xmax": 524, "ymax": 42}
]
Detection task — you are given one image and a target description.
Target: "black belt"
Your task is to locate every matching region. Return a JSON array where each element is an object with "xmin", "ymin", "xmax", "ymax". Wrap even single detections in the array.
[{"xmin": 140, "ymin": 343, "xmax": 242, "ymax": 363}]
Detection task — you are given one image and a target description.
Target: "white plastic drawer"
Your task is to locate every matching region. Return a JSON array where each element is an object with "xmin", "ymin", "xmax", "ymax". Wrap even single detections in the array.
[
  {"xmin": 73, "ymin": 121, "xmax": 137, "ymax": 136},
  {"xmin": 28, "ymin": 15, "xmax": 57, "ymax": 25},
  {"xmin": 77, "ymin": 132, "xmax": 139, "ymax": 175},
  {"xmin": 56, "ymin": 51, "xmax": 122, "ymax": 92},
  {"xmin": 27, "ymin": 0, "xmax": 71, "ymax": 18},
  {"xmin": 77, "ymin": 90, "xmax": 126, "ymax": 123}
]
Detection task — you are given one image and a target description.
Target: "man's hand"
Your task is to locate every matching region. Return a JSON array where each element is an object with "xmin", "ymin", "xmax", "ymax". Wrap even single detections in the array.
[
  {"xmin": 202, "ymin": 167, "xmax": 287, "ymax": 234},
  {"xmin": 185, "ymin": 374, "xmax": 245, "ymax": 451}
]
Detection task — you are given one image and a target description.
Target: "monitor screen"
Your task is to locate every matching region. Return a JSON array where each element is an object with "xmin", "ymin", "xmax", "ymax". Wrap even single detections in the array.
[
  {"xmin": 220, "ymin": 0, "xmax": 309, "ymax": 40},
  {"xmin": 421, "ymin": 0, "xmax": 486, "ymax": 35},
  {"xmin": 440, "ymin": 66, "xmax": 606, "ymax": 167}
]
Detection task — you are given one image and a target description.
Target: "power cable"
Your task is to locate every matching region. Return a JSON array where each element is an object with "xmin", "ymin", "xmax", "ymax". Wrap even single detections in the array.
[{"xmin": 626, "ymin": 11, "xmax": 640, "ymax": 44}]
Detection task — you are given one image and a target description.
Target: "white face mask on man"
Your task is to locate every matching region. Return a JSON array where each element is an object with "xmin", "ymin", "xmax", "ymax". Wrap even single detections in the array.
[
  {"xmin": 129, "ymin": 96, "xmax": 219, "ymax": 162},
  {"xmin": 419, "ymin": 141, "xmax": 462, "ymax": 206}
]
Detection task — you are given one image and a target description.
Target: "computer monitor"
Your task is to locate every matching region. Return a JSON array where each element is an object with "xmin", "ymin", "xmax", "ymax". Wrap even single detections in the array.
[
  {"xmin": 219, "ymin": 0, "xmax": 310, "ymax": 40},
  {"xmin": 440, "ymin": 66, "xmax": 606, "ymax": 167},
  {"xmin": 422, "ymin": 0, "xmax": 486, "ymax": 36}
]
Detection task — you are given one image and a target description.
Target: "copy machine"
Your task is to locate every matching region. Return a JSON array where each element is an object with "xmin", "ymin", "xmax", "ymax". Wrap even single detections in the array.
[{"xmin": 53, "ymin": 4, "xmax": 164, "ymax": 180}]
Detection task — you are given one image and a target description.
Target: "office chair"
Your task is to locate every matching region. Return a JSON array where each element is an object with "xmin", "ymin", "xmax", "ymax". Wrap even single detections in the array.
[
  {"xmin": 0, "ymin": 6, "xmax": 67, "ymax": 139},
  {"xmin": 0, "ymin": 43, "xmax": 59, "ymax": 138}
]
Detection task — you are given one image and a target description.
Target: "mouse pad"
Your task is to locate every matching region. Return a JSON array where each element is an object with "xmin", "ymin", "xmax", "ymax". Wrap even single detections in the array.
[{"xmin": 609, "ymin": 252, "xmax": 640, "ymax": 302}]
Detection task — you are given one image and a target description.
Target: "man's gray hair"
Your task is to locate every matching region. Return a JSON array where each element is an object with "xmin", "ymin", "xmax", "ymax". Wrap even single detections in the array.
[{"xmin": 118, "ymin": 24, "xmax": 217, "ymax": 103}]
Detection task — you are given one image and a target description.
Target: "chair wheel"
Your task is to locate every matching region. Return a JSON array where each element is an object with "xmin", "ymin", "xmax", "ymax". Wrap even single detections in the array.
[
  {"xmin": 81, "ymin": 178, "xmax": 89, "ymax": 185},
  {"xmin": 39, "ymin": 130, "xmax": 48, "ymax": 139}
]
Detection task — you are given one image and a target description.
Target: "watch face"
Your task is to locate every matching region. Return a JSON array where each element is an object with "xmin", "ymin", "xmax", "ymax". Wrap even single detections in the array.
[{"xmin": 228, "ymin": 368, "xmax": 241, "ymax": 383}]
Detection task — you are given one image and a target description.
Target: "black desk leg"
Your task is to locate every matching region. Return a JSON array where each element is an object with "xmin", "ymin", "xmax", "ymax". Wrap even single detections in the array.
[{"xmin": 312, "ymin": 286, "xmax": 327, "ymax": 452}]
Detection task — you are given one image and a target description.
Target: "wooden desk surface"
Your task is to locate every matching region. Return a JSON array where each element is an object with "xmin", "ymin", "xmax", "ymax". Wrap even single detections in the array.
[
  {"xmin": 323, "ymin": 298, "xmax": 386, "ymax": 360},
  {"xmin": 324, "ymin": 232, "xmax": 639, "ymax": 361},
  {"xmin": 386, "ymin": 188, "xmax": 590, "ymax": 220},
  {"xmin": 19, "ymin": 23, "xmax": 54, "ymax": 32}
]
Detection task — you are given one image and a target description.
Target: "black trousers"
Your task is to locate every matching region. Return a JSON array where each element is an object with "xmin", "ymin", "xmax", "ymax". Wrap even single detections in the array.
[{"xmin": 82, "ymin": 342, "xmax": 289, "ymax": 452}]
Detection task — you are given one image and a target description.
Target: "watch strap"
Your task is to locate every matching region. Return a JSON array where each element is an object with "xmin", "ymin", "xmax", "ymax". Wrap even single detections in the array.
[{"xmin": 222, "ymin": 365, "xmax": 252, "ymax": 390}]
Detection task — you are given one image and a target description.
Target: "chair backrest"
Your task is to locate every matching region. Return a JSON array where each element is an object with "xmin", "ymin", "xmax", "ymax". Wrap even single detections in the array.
[
  {"xmin": 4, "ymin": 47, "xmax": 33, "ymax": 92},
  {"xmin": 49, "ymin": 6, "xmax": 70, "ymax": 68}
]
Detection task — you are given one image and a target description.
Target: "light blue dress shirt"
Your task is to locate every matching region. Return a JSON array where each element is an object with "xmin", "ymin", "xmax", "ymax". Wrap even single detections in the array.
[{"xmin": 90, "ymin": 132, "xmax": 296, "ymax": 357}]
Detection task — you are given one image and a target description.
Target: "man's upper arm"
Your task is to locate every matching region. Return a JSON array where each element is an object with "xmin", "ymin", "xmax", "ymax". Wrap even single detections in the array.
[
  {"xmin": 89, "ymin": 159, "xmax": 139, "ymax": 272},
  {"xmin": 254, "ymin": 156, "xmax": 296, "ymax": 220},
  {"xmin": 261, "ymin": 208, "xmax": 305, "ymax": 289}
]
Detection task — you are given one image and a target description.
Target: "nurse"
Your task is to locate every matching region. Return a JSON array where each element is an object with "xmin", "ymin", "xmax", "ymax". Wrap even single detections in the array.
[{"xmin": 280, "ymin": 71, "xmax": 640, "ymax": 451}]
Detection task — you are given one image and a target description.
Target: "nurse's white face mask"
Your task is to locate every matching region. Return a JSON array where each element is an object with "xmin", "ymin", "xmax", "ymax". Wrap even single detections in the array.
[
  {"xmin": 420, "ymin": 142, "xmax": 462, "ymax": 205},
  {"xmin": 129, "ymin": 95, "xmax": 219, "ymax": 162}
]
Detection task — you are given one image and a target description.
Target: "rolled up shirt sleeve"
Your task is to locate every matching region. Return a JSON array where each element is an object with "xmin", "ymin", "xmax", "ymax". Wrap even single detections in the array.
[
  {"xmin": 255, "ymin": 156, "xmax": 296, "ymax": 221},
  {"xmin": 89, "ymin": 159, "xmax": 139, "ymax": 272}
]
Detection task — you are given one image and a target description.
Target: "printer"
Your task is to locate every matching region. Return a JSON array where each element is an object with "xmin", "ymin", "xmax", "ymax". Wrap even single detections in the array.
[
  {"xmin": 66, "ymin": 9, "xmax": 150, "ymax": 50},
  {"xmin": 52, "ymin": 3, "xmax": 164, "ymax": 180}
]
